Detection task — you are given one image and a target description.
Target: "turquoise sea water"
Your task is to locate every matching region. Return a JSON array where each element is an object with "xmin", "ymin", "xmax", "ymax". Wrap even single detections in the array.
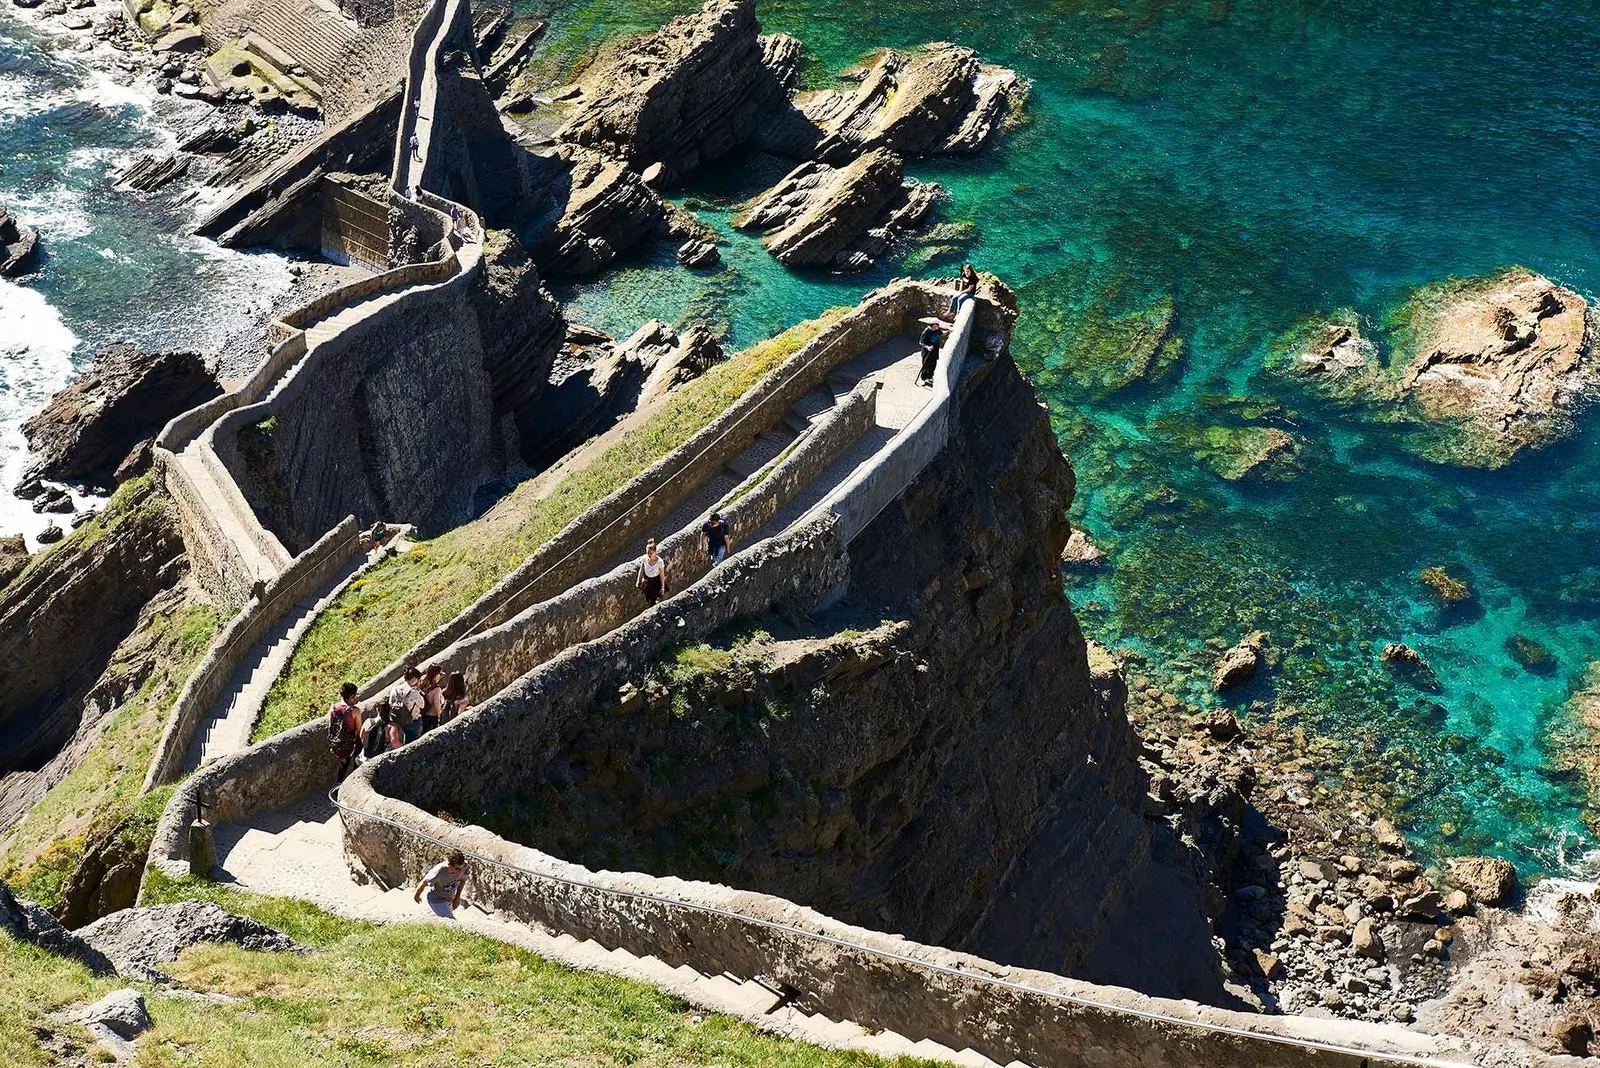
[{"xmin": 534, "ymin": 0, "xmax": 1600, "ymax": 875}]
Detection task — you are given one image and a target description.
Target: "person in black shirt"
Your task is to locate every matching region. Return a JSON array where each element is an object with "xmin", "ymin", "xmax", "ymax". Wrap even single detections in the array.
[
  {"xmin": 917, "ymin": 321, "xmax": 946, "ymax": 386},
  {"xmin": 700, "ymin": 512, "xmax": 732, "ymax": 565}
]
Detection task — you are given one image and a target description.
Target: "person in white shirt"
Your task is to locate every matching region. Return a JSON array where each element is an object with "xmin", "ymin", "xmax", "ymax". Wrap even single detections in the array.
[
  {"xmin": 414, "ymin": 850, "xmax": 467, "ymax": 917},
  {"xmin": 636, "ymin": 538, "xmax": 668, "ymax": 606},
  {"xmin": 385, "ymin": 667, "xmax": 426, "ymax": 744}
]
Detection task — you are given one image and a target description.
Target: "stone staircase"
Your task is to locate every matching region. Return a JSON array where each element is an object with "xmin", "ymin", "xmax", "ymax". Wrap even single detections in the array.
[
  {"xmin": 247, "ymin": 0, "xmax": 360, "ymax": 81},
  {"xmin": 183, "ymin": 552, "xmax": 368, "ymax": 771}
]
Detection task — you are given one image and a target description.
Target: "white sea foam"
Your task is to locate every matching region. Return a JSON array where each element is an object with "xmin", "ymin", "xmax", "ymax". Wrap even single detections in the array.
[{"xmin": 0, "ymin": 280, "xmax": 99, "ymax": 549}]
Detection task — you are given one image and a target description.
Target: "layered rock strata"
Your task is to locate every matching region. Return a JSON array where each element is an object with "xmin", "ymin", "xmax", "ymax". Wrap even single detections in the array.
[
  {"xmin": 733, "ymin": 149, "xmax": 942, "ymax": 271},
  {"xmin": 20, "ymin": 342, "xmax": 221, "ymax": 493}
]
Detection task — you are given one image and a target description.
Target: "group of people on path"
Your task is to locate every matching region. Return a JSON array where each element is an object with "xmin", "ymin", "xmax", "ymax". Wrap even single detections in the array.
[
  {"xmin": 917, "ymin": 264, "xmax": 982, "ymax": 387},
  {"xmin": 636, "ymin": 511, "xmax": 733, "ymax": 606},
  {"xmin": 327, "ymin": 663, "xmax": 470, "ymax": 779}
]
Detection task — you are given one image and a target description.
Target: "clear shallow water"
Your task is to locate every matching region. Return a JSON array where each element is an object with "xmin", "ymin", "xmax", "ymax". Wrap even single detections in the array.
[
  {"xmin": 0, "ymin": 13, "xmax": 291, "ymax": 546},
  {"xmin": 536, "ymin": 0, "xmax": 1600, "ymax": 876}
]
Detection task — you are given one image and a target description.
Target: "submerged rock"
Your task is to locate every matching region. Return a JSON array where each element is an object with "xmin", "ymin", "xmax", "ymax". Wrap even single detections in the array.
[
  {"xmin": 1505, "ymin": 633, "xmax": 1557, "ymax": 675},
  {"xmin": 21, "ymin": 341, "xmax": 220, "ymax": 490},
  {"xmin": 1394, "ymin": 268, "xmax": 1597, "ymax": 467},
  {"xmin": 1418, "ymin": 565, "xmax": 1473, "ymax": 606},
  {"xmin": 1380, "ymin": 642, "xmax": 1442, "ymax": 692},
  {"xmin": 1212, "ymin": 631, "xmax": 1267, "ymax": 691}
]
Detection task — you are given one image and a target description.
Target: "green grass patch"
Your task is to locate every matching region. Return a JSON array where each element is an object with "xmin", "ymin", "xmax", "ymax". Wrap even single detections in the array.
[
  {"xmin": 1, "ymin": 599, "xmax": 219, "ymax": 904},
  {"xmin": 13, "ymin": 880, "xmax": 933, "ymax": 1067},
  {"xmin": 255, "ymin": 308, "xmax": 849, "ymax": 742}
]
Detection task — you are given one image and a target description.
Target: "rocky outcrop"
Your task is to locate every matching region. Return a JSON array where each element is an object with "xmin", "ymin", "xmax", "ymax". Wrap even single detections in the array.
[
  {"xmin": 527, "ymin": 147, "xmax": 667, "ymax": 276},
  {"xmin": 1059, "ymin": 527, "xmax": 1103, "ymax": 569},
  {"xmin": 555, "ymin": 0, "xmax": 795, "ymax": 183},
  {"xmin": 775, "ymin": 44, "xmax": 1019, "ymax": 163},
  {"xmin": 53, "ymin": 813, "xmax": 149, "ymax": 930},
  {"xmin": 1380, "ymin": 642, "xmax": 1441, "ymax": 692},
  {"xmin": 468, "ymin": 230, "xmax": 566, "ymax": 459},
  {"xmin": 0, "ymin": 881, "xmax": 114, "ymax": 975},
  {"xmin": 1550, "ymin": 669, "xmax": 1600, "ymax": 831},
  {"xmin": 1212, "ymin": 631, "xmax": 1266, "ymax": 691},
  {"xmin": 1444, "ymin": 856, "xmax": 1518, "ymax": 907},
  {"xmin": 1396, "ymin": 268, "xmax": 1597, "ymax": 467},
  {"xmin": 734, "ymin": 150, "xmax": 941, "ymax": 271},
  {"xmin": 20, "ymin": 342, "xmax": 220, "ymax": 493},
  {"xmin": 521, "ymin": 320, "xmax": 721, "ymax": 468},
  {"xmin": 0, "ymin": 205, "xmax": 39, "ymax": 277},
  {"xmin": 76, "ymin": 901, "xmax": 300, "ymax": 980},
  {"xmin": 0, "ymin": 535, "xmax": 28, "ymax": 592},
  {"xmin": 0, "ymin": 478, "xmax": 185, "ymax": 786}
]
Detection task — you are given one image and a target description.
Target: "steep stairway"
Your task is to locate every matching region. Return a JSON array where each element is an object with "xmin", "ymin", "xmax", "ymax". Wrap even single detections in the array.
[
  {"xmin": 182, "ymin": 552, "xmax": 368, "ymax": 771},
  {"xmin": 247, "ymin": 0, "xmax": 361, "ymax": 82}
]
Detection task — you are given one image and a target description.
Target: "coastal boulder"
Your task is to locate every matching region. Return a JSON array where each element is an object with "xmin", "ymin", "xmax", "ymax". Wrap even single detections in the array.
[
  {"xmin": 1445, "ymin": 856, "xmax": 1518, "ymax": 907},
  {"xmin": 734, "ymin": 149, "xmax": 941, "ymax": 271},
  {"xmin": 1212, "ymin": 631, "xmax": 1267, "ymax": 691},
  {"xmin": 529, "ymin": 147, "xmax": 667, "ymax": 276},
  {"xmin": 0, "ymin": 205, "xmax": 39, "ymax": 277},
  {"xmin": 1059, "ymin": 527, "xmax": 1104, "ymax": 569},
  {"xmin": 20, "ymin": 342, "xmax": 220, "ymax": 490},
  {"xmin": 1395, "ymin": 268, "xmax": 1597, "ymax": 467}
]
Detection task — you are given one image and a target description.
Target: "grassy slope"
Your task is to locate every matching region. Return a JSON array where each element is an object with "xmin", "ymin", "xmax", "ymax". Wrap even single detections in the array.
[
  {"xmin": 254, "ymin": 308, "xmax": 849, "ymax": 741},
  {"xmin": 0, "ymin": 878, "xmax": 927, "ymax": 1068}
]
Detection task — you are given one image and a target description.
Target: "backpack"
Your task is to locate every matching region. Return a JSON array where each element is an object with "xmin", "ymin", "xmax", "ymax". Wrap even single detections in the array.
[
  {"xmin": 361, "ymin": 718, "xmax": 387, "ymax": 758},
  {"xmin": 329, "ymin": 704, "xmax": 358, "ymax": 753}
]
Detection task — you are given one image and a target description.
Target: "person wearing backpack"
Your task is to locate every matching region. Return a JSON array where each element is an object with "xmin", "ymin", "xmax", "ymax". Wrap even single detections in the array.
[
  {"xmin": 385, "ymin": 667, "xmax": 426, "ymax": 743},
  {"xmin": 360, "ymin": 705, "xmax": 390, "ymax": 762},
  {"xmin": 328, "ymin": 682, "xmax": 362, "ymax": 780}
]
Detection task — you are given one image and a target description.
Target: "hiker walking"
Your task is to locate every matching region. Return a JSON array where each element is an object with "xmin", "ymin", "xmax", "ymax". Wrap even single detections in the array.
[
  {"xmin": 947, "ymin": 264, "xmax": 980, "ymax": 316},
  {"xmin": 385, "ymin": 667, "xmax": 426, "ymax": 744},
  {"xmin": 414, "ymin": 849, "xmax": 468, "ymax": 918},
  {"xmin": 916, "ymin": 318, "xmax": 948, "ymax": 387},
  {"xmin": 328, "ymin": 682, "xmax": 362, "ymax": 780},
  {"xmin": 419, "ymin": 664, "xmax": 445, "ymax": 735},
  {"xmin": 699, "ymin": 512, "xmax": 732, "ymax": 567},
  {"xmin": 636, "ymin": 538, "xmax": 668, "ymax": 606},
  {"xmin": 409, "ymin": 132, "xmax": 421, "ymax": 161},
  {"xmin": 440, "ymin": 671, "xmax": 470, "ymax": 726}
]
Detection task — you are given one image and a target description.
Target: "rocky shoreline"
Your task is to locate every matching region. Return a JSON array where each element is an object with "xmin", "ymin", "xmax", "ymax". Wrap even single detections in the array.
[{"xmin": 1112, "ymin": 642, "xmax": 1600, "ymax": 1055}]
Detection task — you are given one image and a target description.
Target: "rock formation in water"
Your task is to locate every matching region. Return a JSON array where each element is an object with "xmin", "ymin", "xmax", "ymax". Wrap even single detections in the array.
[
  {"xmin": 525, "ymin": 0, "xmax": 1019, "ymax": 276},
  {"xmin": 19, "ymin": 343, "xmax": 220, "ymax": 494},
  {"xmin": 733, "ymin": 149, "xmax": 942, "ymax": 271},
  {"xmin": 1394, "ymin": 268, "xmax": 1597, "ymax": 467},
  {"xmin": 0, "ymin": 205, "xmax": 39, "ymax": 277},
  {"xmin": 469, "ymin": 230, "xmax": 567, "ymax": 458}
]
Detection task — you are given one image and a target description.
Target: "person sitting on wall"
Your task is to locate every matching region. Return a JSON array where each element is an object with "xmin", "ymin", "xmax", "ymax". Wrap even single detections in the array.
[
  {"xmin": 385, "ymin": 666, "xmax": 426, "ymax": 744},
  {"xmin": 699, "ymin": 512, "xmax": 733, "ymax": 567},
  {"xmin": 414, "ymin": 849, "xmax": 468, "ymax": 918},
  {"xmin": 947, "ymin": 263, "xmax": 980, "ymax": 317},
  {"xmin": 916, "ymin": 318, "xmax": 948, "ymax": 387},
  {"xmin": 637, "ymin": 538, "xmax": 668, "ymax": 606},
  {"xmin": 328, "ymin": 682, "xmax": 362, "ymax": 781}
]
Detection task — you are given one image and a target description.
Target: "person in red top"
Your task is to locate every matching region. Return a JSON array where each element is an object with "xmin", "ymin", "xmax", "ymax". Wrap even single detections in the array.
[{"xmin": 328, "ymin": 682, "xmax": 362, "ymax": 780}]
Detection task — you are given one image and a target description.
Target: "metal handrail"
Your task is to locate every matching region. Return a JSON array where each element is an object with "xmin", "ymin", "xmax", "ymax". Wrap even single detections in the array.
[{"xmin": 325, "ymin": 787, "xmax": 1471, "ymax": 1068}]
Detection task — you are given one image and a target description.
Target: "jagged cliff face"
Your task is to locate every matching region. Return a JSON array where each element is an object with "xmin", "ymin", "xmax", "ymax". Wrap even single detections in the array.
[{"xmin": 475, "ymin": 353, "xmax": 1227, "ymax": 1002}]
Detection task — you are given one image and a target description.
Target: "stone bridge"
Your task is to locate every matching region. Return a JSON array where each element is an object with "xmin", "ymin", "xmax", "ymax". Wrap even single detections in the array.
[{"xmin": 137, "ymin": 0, "xmax": 1567, "ymax": 1062}]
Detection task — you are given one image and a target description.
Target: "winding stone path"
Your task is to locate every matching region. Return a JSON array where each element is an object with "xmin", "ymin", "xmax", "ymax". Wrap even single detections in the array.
[{"xmin": 210, "ymin": 793, "xmax": 1024, "ymax": 1068}]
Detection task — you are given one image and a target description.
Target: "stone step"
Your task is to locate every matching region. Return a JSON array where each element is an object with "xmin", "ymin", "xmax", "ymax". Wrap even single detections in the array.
[{"xmin": 789, "ymin": 386, "xmax": 838, "ymax": 422}]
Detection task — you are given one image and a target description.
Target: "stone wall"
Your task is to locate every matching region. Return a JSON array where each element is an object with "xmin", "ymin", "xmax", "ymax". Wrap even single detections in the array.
[
  {"xmin": 404, "ymin": 381, "xmax": 876, "ymax": 703},
  {"xmin": 320, "ymin": 180, "xmax": 390, "ymax": 268},
  {"xmin": 359, "ymin": 279, "xmax": 965, "ymax": 696},
  {"xmin": 141, "ymin": 516, "xmax": 362, "ymax": 791}
]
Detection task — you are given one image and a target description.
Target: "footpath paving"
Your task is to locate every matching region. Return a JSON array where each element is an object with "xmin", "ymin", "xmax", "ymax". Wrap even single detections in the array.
[{"xmin": 211, "ymin": 793, "xmax": 1026, "ymax": 1068}]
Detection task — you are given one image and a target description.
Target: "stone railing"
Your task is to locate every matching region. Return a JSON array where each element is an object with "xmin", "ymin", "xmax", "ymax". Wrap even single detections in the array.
[
  {"xmin": 360, "ymin": 279, "xmax": 951, "ymax": 697},
  {"xmin": 808, "ymin": 295, "xmax": 977, "ymax": 543},
  {"xmin": 402, "ymin": 381, "xmax": 877, "ymax": 702},
  {"xmin": 142, "ymin": 516, "xmax": 363, "ymax": 792}
]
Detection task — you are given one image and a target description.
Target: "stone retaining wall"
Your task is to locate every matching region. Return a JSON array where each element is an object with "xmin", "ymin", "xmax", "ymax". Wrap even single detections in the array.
[
  {"xmin": 360, "ymin": 279, "xmax": 959, "ymax": 697},
  {"xmin": 415, "ymin": 382, "xmax": 877, "ymax": 702},
  {"xmin": 142, "ymin": 516, "xmax": 363, "ymax": 792}
]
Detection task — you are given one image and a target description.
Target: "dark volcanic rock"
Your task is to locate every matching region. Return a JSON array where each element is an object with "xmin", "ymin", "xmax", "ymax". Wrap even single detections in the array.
[
  {"xmin": 21, "ymin": 342, "xmax": 220, "ymax": 488},
  {"xmin": 556, "ymin": 0, "xmax": 796, "ymax": 183},
  {"xmin": 0, "ymin": 205, "xmax": 39, "ymax": 277},
  {"xmin": 734, "ymin": 149, "xmax": 941, "ymax": 271}
]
